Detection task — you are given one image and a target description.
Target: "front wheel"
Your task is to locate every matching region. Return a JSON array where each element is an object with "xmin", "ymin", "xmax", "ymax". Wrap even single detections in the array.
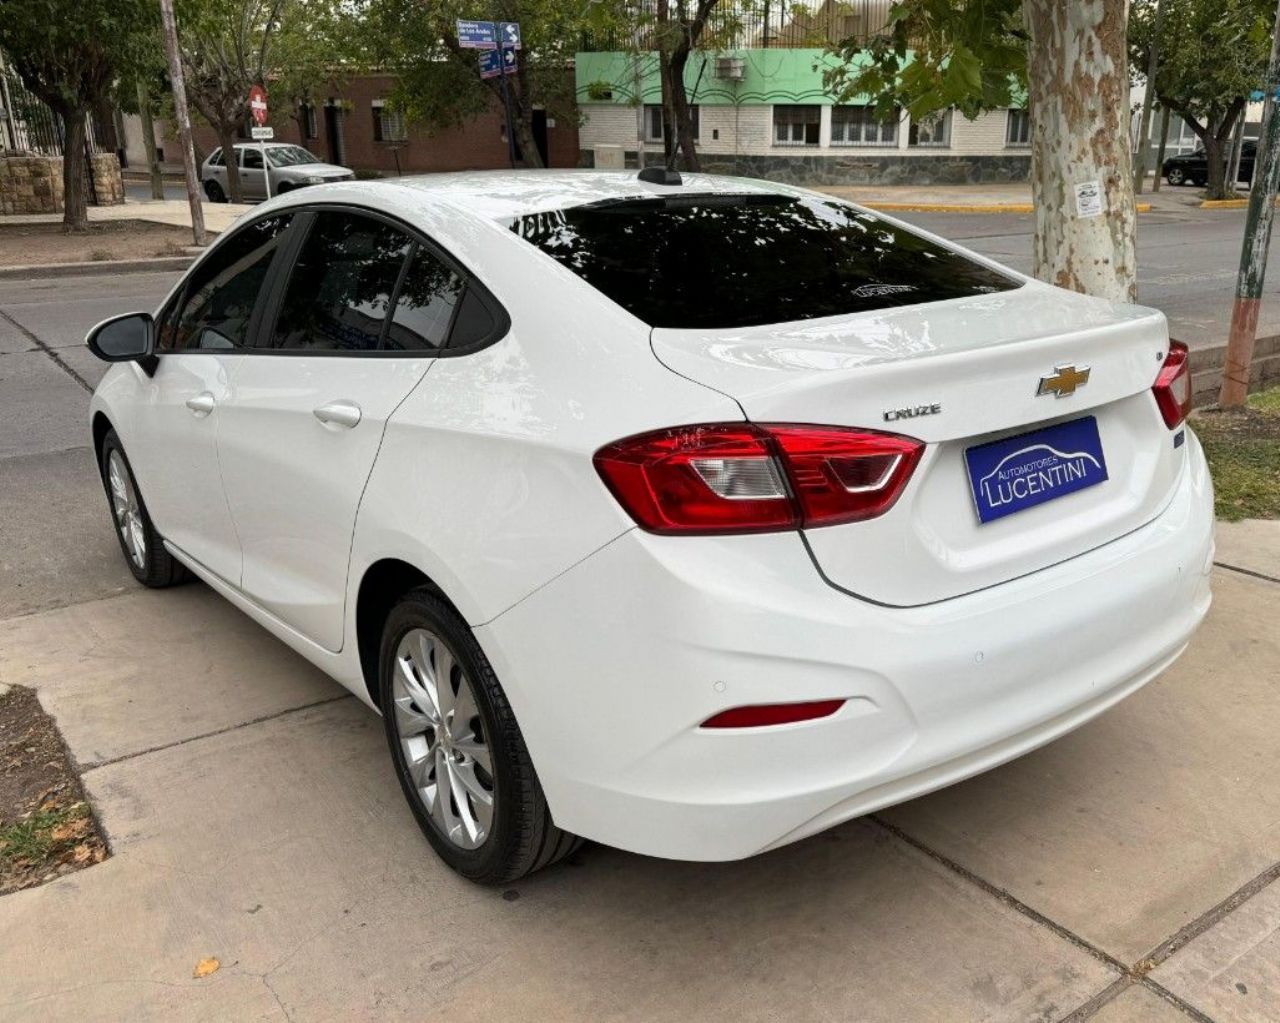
[
  {"xmin": 378, "ymin": 588, "xmax": 582, "ymax": 884},
  {"xmin": 1166, "ymin": 167, "xmax": 1185, "ymax": 186},
  {"xmin": 204, "ymin": 180, "xmax": 226, "ymax": 203},
  {"xmin": 99, "ymin": 430, "xmax": 187, "ymax": 588}
]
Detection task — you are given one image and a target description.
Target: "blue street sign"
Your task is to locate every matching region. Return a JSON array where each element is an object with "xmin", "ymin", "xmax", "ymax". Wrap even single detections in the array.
[
  {"xmin": 501, "ymin": 46, "xmax": 517, "ymax": 75},
  {"xmin": 456, "ymin": 20, "xmax": 497, "ymax": 48},
  {"xmin": 478, "ymin": 49, "xmax": 502, "ymax": 79},
  {"xmin": 499, "ymin": 21, "xmax": 522, "ymax": 49}
]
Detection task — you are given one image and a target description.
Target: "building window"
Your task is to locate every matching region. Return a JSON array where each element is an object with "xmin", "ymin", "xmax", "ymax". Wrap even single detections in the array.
[
  {"xmin": 302, "ymin": 103, "xmax": 319, "ymax": 140},
  {"xmin": 643, "ymin": 104, "xmax": 699, "ymax": 143},
  {"xmin": 1006, "ymin": 108, "xmax": 1031, "ymax": 147},
  {"xmin": 909, "ymin": 110, "xmax": 952, "ymax": 148},
  {"xmin": 831, "ymin": 105, "xmax": 898, "ymax": 146},
  {"xmin": 774, "ymin": 105, "xmax": 820, "ymax": 146},
  {"xmin": 372, "ymin": 101, "xmax": 406, "ymax": 144}
]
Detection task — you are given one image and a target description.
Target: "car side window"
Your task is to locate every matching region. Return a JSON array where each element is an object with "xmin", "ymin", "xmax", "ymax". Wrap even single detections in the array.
[
  {"xmin": 383, "ymin": 245, "xmax": 464, "ymax": 352},
  {"xmin": 241, "ymin": 149, "xmax": 263, "ymax": 170},
  {"xmin": 268, "ymin": 211, "xmax": 413, "ymax": 352},
  {"xmin": 164, "ymin": 215, "xmax": 292, "ymax": 352},
  {"xmin": 209, "ymin": 148, "xmax": 223, "ymax": 167}
]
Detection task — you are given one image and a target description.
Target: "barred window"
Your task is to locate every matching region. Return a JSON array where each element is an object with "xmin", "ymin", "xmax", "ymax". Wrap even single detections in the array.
[
  {"xmin": 909, "ymin": 110, "xmax": 952, "ymax": 148},
  {"xmin": 302, "ymin": 103, "xmax": 319, "ymax": 140},
  {"xmin": 1006, "ymin": 109, "xmax": 1031, "ymax": 147},
  {"xmin": 773, "ymin": 105, "xmax": 820, "ymax": 146},
  {"xmin": 831, "ymin": 105, "xmax": 898, "ymax": 146},
  {"xmin": 372, "ymin": 101, "xmax": 407, "ymax": 144},
  {"xmin": 643, "ymin": 104, "xmax": 699, "ymax": 143}
]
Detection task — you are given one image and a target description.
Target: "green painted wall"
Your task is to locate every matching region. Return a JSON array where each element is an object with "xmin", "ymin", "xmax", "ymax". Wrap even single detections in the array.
[{"xmin": 575, "ymin": 50, "xmax": 878, "ymax": 106}]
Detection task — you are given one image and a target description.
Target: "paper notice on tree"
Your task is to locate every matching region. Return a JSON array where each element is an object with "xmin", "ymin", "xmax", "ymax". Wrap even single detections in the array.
[{"xmin": 1075, "ymin": 181, "xmax": 1103, "ymax": 218}]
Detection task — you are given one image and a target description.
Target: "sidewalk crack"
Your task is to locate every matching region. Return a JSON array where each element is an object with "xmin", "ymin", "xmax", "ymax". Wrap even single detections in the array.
[{"xmin": 0, "ymin": 307, "xmax": 94, "ymax": 393}]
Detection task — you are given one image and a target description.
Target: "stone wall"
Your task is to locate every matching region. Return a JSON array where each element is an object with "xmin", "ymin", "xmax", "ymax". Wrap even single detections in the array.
[
  {"xmin": 577, "ymin": 148, "xmax": 1033, "ymax": 186},
  {"xmin": 0, "ymin": 155, "xmax": 64, "ymax": 214},
  {"xmin": 0, "ymin": 153, "xmax": 125, "ymax": 214}
]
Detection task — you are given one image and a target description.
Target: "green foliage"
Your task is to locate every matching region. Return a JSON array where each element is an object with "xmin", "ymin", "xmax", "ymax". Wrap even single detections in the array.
[
  {"xmin": 822, "ymin": 0, "xmax": 1027, "ymax": 121},
  {"xmin": 0, "ymin": 0, "xmax": 158, "ymax": 115}
]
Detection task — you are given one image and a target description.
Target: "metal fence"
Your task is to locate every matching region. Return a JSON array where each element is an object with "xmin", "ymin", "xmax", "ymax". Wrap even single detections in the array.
[
  {"xmin": 582, "ymin": 0, "xmax": 898, "ymax": 51},
  {"xmin": 0, "ymin": 54, "xmax": 102, "ymax": 156}
]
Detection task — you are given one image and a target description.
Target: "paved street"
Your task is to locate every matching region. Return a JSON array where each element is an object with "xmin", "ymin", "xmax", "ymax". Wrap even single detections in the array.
[{"xmin": 1, "ymin": 264, "xmax": 1279, "ymax": 1021}]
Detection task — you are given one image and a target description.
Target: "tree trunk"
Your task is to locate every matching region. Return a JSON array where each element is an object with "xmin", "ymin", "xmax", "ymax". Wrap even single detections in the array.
[
  {"xmin": 1203, "ymin": 132, "xmax": 1228, "ymax": 200},
  {"xmin": 137, "ymin": 81, "xmax": 165, "ymax": 201},
  {"xmin": 1023, "ymin": 0, "xmax": 1137, "ymax": 303},
  {"xmin": 218, "ymin": 124, "xmax": 244, "ymax": 202},
  {"xmin": 61, "ymin": 107, "xmax": 89, "ymax": 232},
  {"xmin": 668, "ymin": 47, "xmax": 700, "ymax": 171},
  {"xmin": 512, "ymin": 113, "xmax": 544, "ymax": 169}
]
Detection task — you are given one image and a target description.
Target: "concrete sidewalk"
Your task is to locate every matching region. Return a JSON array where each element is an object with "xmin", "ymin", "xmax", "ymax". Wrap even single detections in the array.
[
  {"xmin": 0, "ymin": 510, "xmax": 1277, "ymax": 1020},
  {"xmin": 2, "ymin": 197, "xmax": 252, "ymax": 234}
]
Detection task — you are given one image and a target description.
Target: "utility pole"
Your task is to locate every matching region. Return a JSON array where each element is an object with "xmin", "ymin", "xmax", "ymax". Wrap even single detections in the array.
[
  {"xmin": 1134, "ymin": 0, "xmax": 1165, "ymax": 193},
  {"xmin": 158, "ymin": 0, "xmax": 206, "ymax": 247},
  {"xmin": 1221, "ymin": 0, "xmax": 1280, "ymax": 407},
  {"xmin": 1227, "ymin": 107, "xmax": 1246, "ymax": 194},
  {"xmin": 136, "ymin": 81, "xmax": 165, "ymax": 201},
  {"xmin": 1152, "ymin": 105, "xmax": 1171, "ymax": 192}
]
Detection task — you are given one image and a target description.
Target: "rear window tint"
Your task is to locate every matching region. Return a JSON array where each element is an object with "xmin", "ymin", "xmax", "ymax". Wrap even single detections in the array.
[{"xmin": 511, "ymin": 194, "xmax": 1019, "ymax": 329}]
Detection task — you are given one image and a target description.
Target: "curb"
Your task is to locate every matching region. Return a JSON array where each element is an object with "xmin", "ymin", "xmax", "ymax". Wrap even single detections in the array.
[
  {"xmin": 1198, "ymin": 197, "xmax": 1280, "ymax": 209},
  {"xmin": 0, "ymin": 256, "xmax": 194, "ymax": 281},
  {"xmin": 865, "ymin": 201, "xmax": 1155, "ymax": 214}
]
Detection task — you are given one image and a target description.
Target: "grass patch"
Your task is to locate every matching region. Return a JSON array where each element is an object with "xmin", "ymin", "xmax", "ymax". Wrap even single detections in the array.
[
  {"xmin": 1191, "ymin": 387, "xmax": 1280, "ymax": 521},
  {"xmin": 0, "ymin": 802, "xmax": 95, "ymax": 869}
]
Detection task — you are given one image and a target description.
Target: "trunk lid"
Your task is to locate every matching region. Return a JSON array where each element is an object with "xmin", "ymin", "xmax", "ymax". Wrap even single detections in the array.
[{"xmin": 652, "ymin": 281, "xmax": 1185, "ymax": 606}]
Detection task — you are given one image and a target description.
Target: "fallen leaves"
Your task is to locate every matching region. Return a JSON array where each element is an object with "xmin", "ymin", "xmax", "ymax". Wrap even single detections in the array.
[{"xmin": 193, "ymin": 957, "xmax": 221, "ymax": 979}]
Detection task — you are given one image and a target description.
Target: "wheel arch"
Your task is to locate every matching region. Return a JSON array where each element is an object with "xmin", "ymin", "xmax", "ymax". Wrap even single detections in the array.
[
  {"xmin": 354, "ymin": 557, "xmax": 464, "ymax": 709},
  {"xmin": 91, "ymin": 411, "xmax": 114, "ymax": 468}
]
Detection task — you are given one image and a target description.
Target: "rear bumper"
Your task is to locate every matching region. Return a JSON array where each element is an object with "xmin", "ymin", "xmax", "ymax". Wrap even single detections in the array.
[{"xmin": 477, "ymin": 436, "xmax": 1215, "ymax": 861}]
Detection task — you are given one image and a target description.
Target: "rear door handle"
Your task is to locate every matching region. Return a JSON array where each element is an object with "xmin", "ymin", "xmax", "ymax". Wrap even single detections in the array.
[
  {"xmin": 185, "ymin": 392, "xmax": 215, "ymax": 416},
  {"xmin": 313, "ymin": 400, "xmax": 362, "ymax": 429}
]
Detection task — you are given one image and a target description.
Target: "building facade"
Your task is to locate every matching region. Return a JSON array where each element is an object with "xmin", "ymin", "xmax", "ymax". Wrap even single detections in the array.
[{"xmin": 574, "ymin": 48, "xmax": 1033, "ymax": 185}]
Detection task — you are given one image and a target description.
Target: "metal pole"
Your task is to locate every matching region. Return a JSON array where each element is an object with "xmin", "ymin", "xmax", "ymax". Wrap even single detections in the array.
[
  {"xmin": 498, "ymin": 61, "xmax": 517, "ymax": 168},
  {"xmin": 262, "ymin": 138, "xmax": 271, "ymax": 199},
  {"xmin": 1220, "ymin": 0, "xmax": 1280, "ymax": 406},
  {"xmin": 1134, "ymin": 0, "xmax": 1164, "ymax": 194},
  {"xmin": 1227, "ymin": 105, "xmax": 1246, "ymax": 194},
  {"xmin": 158, "ymin": 0, "xmax": 207, "ymax": 246}
]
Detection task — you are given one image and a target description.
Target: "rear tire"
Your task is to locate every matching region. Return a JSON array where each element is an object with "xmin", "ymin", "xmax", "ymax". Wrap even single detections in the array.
[
  {"xmin": 1166, "ymin": 168, "xmax": 1185, "ymax": 186},
  {"xmin": 378, "ymin": 588, "xmax": 582, "ymax": 884},
  {"xmin": 99, "ymin": 430, "xmax": 188, "ymax": 588},
  {"xmin": 204, "ymin": 180, "xmax": 226, "ymax": 203}
]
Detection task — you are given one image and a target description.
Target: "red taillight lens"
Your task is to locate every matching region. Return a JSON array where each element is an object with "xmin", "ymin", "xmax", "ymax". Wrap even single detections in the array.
[
  {"xmin": 1153, "ymin": 341, "xmax": 1192, "ymax": 429},
  {"xmin": 702, "ymin": 700, "xmax": 845, "ymax": 728},
  {"xmin": 594, "ymin": 423, "xmax": 923, "ymax": 535}
]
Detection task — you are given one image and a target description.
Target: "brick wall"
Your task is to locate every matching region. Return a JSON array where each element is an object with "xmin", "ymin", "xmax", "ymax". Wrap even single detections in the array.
[{"xmin": 161, "ymin": 73, "xmax": 579, "ymax": 175}]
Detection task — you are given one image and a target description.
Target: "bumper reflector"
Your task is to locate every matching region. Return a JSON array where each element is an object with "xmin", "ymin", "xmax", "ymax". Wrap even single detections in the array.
[{"xmin": 701, "ymin": 700, "xmax": 845, "ymax": 729}]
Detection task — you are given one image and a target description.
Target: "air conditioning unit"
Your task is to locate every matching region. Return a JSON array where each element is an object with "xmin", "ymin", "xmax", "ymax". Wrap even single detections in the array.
[{"xmin": 715, "ymin": 58, "xmax": 745, "ymax": 80}]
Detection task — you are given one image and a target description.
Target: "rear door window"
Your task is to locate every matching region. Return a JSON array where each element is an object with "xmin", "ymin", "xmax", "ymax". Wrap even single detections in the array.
[
  {"xmin": 512, "ymin": 194, "xmax": 1019, "ymax": 329},
  {"xmin": 267, "ymin": 211, "xmax": 413, "ymax": 352},
  {"xmin": 383, "ymin": 245, "xmax": 463, "ymax": 352},
  {"xmin": 165, "ymin": 214, "xmax": 292, "ymax": 351}
]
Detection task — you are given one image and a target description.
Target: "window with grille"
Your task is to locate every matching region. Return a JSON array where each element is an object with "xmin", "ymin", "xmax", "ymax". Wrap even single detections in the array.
[
  {"xmin": 302, "ymin": 103, "xmax": 319, "ymax": 140},
  {"xmin": 831, "ymin": 105, "xmax": 898, "ymax": 146},
  {"xmin": 909, "ymin": 110, "xmax": 952, "ymax": 148},
  {"xmin": 1006, "ymin": 109, "xmax": 1031, "ymax": 147},
  {"xmin": 773, "ymin": 105, "xmax": 820, "ymax": 146},
  {"xmin": 373, "ymin": 101, "xmax": 407, "ymax": 143},
  {"xmin": 643, "ymin": 104, "xmax": 699, "ymax": 143}
]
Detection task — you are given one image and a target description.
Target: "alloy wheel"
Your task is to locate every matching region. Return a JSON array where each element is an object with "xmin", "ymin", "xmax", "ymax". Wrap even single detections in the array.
[
  {"xmin": 391, "ymin": 627, "xmax": 495, "ymax": 850},
  {"xmin": 108, "ymin": 450, "xmax": 146, "ymax": 571}
]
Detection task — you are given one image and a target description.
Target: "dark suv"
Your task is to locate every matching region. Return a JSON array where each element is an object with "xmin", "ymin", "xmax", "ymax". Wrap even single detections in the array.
[{"xmin": 1162, "ymin": 140, "xmax": 1256, "ymax": 187}]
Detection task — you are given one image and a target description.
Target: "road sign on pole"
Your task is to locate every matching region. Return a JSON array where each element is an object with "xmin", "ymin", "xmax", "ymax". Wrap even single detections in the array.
[
  {"xmin": 456, "ymin": 20, "xmax": 497, "ymax": 48},
  {"xmin": 478, "ymin": 49, "xmax": 502, "ymax": 79},
  {"xmin": 501, "ymin": 47, "xmax": 517, "ymax": 75},
  {"xmin": 499, "ymin": 22, "xmax": 522, "ymax": 49},
  {"xmin": 251, "ymin": 126, "xmax": 274, "ymax": 140},
  {"xmin": 247, "ymin": 85, "xmax": 271, "ymax": 200}
]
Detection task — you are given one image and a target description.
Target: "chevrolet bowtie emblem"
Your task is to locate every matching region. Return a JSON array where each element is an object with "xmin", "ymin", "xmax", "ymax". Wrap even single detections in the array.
[{"xmin": 1037, "ymin": 364, "xmax": 1091, "ymax": 398}]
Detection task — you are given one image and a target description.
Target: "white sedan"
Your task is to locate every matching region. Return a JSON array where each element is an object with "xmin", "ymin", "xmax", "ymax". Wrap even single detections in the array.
[{"xmin": 86, "ymin": 170, "xmax": 1214, "ymax": 883}]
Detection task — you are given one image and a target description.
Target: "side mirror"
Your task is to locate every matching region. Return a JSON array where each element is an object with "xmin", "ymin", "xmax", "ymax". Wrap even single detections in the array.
[{"xmin": 87, "ymin": 312, "xmax": 155, "ymax": 363}]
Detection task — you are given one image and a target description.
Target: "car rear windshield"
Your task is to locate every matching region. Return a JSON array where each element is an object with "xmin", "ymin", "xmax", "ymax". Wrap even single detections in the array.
[{"xmin": 511, "ymin": 194, "xmax": 1020, "ymax": 329}]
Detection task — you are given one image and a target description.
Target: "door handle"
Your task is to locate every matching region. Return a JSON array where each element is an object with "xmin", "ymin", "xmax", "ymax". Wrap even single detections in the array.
[
  {"xmin": 185, "ymin": 392, "xmax": 215, "ymax": 416},
  {"xmin": 313, "ymin": 400, "xmax": 362, "ymax": 429}
]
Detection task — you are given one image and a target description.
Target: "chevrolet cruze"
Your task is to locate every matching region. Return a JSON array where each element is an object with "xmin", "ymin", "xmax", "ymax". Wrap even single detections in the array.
[{"xmin": 86, "ymin": 170, "xmax": 1214, "ymax": 883}]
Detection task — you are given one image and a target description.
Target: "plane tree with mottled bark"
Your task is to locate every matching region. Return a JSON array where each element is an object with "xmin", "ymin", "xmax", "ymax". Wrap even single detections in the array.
[{"xmin": 824, "ymin": 0, "xmax": 1138, "ymax": 304}]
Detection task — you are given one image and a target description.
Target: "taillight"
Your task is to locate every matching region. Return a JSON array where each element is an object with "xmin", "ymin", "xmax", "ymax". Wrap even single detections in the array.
[
  {"xmin": 1153, "ymin": 341, "xmax": 1192, "ymax": 429},
  {"xmin": 593, "ymin": 423, "xmax": 924, "ymax": 535}
]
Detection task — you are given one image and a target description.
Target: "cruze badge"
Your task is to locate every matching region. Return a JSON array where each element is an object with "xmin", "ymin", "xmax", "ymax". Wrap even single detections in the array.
[
  {"xmin": 1037, "ymin": 364, "xmax": 1091, "ymax": 398},
  {"xmin": 883, "ymin": 403, "xmax": 941, "ymax": 423}
]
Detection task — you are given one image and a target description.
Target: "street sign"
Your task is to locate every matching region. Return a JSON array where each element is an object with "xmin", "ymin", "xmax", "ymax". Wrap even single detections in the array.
[
  {"xmin": 478, "ymin": 49, "xmax": 502, "ymax": 79},
  {"xmin": 501, "ymin": 46, "xmax": 517, "ymax": 75},
  {"xmin": 499, "ymin": 21, "xmax": 522, "ymax": 49},
  {"xmin": 456, "ymin": 20, "xmax": 496, "ymax": 48},
  {"xmin": 251, "ymin": 126, "xmax": 274, "ymax": 141},
  {"xmin": 248, "ymin": 84, "xmax": 268, "ymax": 126}
]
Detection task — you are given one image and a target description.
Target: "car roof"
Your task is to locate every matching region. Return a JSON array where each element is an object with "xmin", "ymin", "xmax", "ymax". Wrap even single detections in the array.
[{"xmin": 371, "ymin": 169, "xmax": 801, "ymax": 221}]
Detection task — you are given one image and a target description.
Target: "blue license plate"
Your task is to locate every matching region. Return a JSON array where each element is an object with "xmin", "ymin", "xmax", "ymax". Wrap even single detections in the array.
[{"xmin": 965, "ymin": 416, "xmax": 1109, "ymax": 524}]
